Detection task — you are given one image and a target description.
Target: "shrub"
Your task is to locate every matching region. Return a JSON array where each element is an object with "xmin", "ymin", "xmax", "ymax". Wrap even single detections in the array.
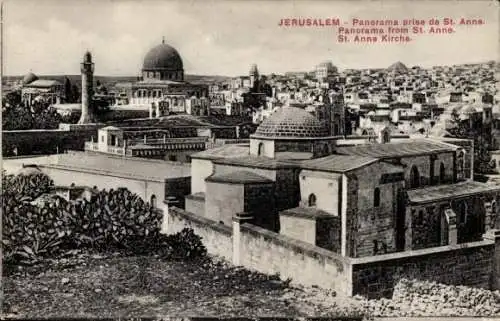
[{"xmin": 2, "ymin": 173, "xmax": 207, "ymax": 264}]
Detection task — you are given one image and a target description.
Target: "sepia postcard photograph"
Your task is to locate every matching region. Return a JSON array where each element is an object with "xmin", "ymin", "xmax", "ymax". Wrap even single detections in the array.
[{"xmin": 1, "ymin": 0, "xmax": 499, "ymax": 320}]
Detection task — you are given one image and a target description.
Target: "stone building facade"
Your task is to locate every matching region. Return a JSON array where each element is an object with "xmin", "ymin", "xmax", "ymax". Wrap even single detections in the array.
[{"xmin": 176, "ymin": 105, "xmax": 500, "ymax": 262}]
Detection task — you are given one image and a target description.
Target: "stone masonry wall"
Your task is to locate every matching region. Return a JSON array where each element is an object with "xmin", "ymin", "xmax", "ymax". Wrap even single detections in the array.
[
  {"xmin": 239, "ymin": 223, "xmax": 352, "ymax": 296},
  {"xmin": 185, "ymin": 194, "xmax": 205, "ymax": 217},
  {"xmin": 164, "ymin": 205, "xmax": 499, "ymax": 300},
  {"xmin": 409, "ymin": 204, "xmax": 443, "ymax": 250},
  {"xmin": 165, "ymin": 207, "xmax": 233, "ymax": 261},
  {"xmin": 205, "ymin": 181, "xmax": 244, "ymax": 226},
  {"xmin": 351, "ymin": 241, "xmax": 494, "ymax": 299},
  {"xmin": 244, "ymin": 183, "xmax": 278, "ymax": 232},
  {"xmin": 316, "ymin": 216, "xmax": 341, "ymax": 253},
  {"xmin": 352, "ymin": 163, "xmax": 404, "ymax": 258},
  {"xmin": 3, "ymin": 128, "xmax": 97, "ymax": 156}
]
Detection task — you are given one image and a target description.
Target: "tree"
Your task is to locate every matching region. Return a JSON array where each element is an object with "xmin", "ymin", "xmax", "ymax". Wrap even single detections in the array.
[
  {"xmin": 448, "ymin": 108, "xmax": 495, "ymax": 174},
  {"xmin": 3, "ymin": 100, "xmax": 63, "ymax": 130},
  {"xmin": 64, "ymin": 77, "xmax": 73, "ymax": 103},
  {"xmin": 71, "ymin": 84, "xmax": 81, "ymax": 103}
]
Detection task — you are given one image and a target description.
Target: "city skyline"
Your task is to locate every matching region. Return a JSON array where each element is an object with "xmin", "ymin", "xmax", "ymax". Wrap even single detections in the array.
[{"xmin": 4, "ymin": 0, "xmax": 499, "ymax": 77}]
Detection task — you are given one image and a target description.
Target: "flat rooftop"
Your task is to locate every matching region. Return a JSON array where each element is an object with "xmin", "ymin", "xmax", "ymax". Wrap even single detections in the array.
[{"xmin": 3, "ymin": 152, "xmax": 191, "ymax": 182}]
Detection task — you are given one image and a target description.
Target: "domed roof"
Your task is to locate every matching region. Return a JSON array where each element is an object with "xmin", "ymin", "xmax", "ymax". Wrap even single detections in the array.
[
  {"xmin": 254, "ymin": 107, "xmax": 329, "ymax": 138},
  {"xmin": 143, "ymin": 42, "xmax": 183, "ymax": 71},
  {"xmin": 387, "ymin": 61, "xmax": 408, "ymax": 73},
  {"xmin": 23, "ymin": 72, "xmax": 38, "ymax": 85}
]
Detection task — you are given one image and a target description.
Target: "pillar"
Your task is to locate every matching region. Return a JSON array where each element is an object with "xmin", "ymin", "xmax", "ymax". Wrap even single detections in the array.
[
  {"xmin": 483, "ymin": 229, "xmax": 500, "ymax": 290},
  {"xmin": 232, "ymin": 212, "xmax": 253, "ymax": 266},
  {"xmin": 161, "ymin": 200, "xmax": 170, "ymax": 234},
  {"xmin": 444, "ymin": 208, "xmax": 458, "ymax": 245},
  {"xmin": 405, "ymin": 207, "xmax": 413, "ymax": 250},
  {"xmin": 161, "ymin": 197, "xmax": 181, "ymax": 235},
  {"xmin": 144, "ymin": 134, "xmax": 147, "ymax": 144}
]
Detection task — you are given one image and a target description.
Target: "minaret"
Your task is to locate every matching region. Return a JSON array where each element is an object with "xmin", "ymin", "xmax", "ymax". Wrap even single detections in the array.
[
  {"xmin": 78, "ymin": 51, "xmax": 95, "ymax": 124},
  {"xmin": 249, "ymin": 64, "xmax": 259, "ymax": 89}
]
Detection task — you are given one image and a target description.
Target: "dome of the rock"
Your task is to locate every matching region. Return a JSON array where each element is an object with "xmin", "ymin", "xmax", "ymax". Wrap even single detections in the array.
[{"xmin": 143, "ymin": 43, "xmax": 183, "ymax": 71}]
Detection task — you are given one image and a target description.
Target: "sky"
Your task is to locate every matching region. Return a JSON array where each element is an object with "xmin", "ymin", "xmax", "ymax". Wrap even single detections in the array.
[{"xmin": 3, "ymin": 0, "xmax": 499, "ymax": 77}]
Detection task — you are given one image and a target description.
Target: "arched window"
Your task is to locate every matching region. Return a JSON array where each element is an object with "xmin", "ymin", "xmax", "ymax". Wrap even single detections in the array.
[
  {"xmin": 457, "ymin": 151, "xmax": 465, "ymax": 178},
  {"xmin": 257, "ymin": 142, "xmax": 264, "ymax": 156},
  {"xmin": 439, "ymin": 162, "xmax": 446, "ymax": 183},
  {"xmin": 383, "ymin": 131, "xmax": 390, "ymax": 143},
  {"xmin": 374, "ymin": 187, "xmax": 381, "ymax": 207},
  {"xmin": 150, "ymin": 195, "xmax": 157, "ymax": 208},
  {"xmin": 308, "ymin": 194, "xmax": 317, "ymax": 207},
  {"xmin": 410, "ymin": 165, "xmax": 420, "ymax": 188}
]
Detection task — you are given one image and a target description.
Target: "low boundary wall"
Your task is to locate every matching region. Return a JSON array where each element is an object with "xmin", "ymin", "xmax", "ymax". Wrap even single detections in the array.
[
  {"xmin": 162, "ymin": 203, "xmax": 499, "ymax": 299},
  {"xmin": 350, "ymin": 241, "xmax": 495, "ymax": 299}
]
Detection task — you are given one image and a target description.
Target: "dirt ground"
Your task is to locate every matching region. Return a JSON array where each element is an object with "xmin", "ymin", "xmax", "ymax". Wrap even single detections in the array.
[{"xmin": 2, "ymin": 252, "xmax": 367, "ymax": 319}]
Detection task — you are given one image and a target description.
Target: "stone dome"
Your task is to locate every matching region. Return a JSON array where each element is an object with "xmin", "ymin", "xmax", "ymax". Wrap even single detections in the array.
[
  {"xmin": 254, "ymin": 107, "xmax": 329, "ymax": 138},
  {"xmin": 387, "ymin": 61, "xmax": 408, "ymax": 73},
  {"xmin": 23, "ymin": 72, "xmax": 38, "ymax": 85},
  {"xmin": 143, "ymin": 43, "xmax": 183, "ymax": 71}
]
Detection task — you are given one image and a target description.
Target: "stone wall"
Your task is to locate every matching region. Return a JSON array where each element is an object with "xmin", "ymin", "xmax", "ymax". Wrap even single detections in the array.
[
  {"xmin": 275, "ymin": 168, "xmax": 302, "ymax": 213},
  {"xmin": 244, "ymin": 183, "xmax": 277, "ymax": 231},
  {"xmin": 3, "ymin": 128, "xmax": 98, "ymax": 156},
  {"xmin": 39, "ymin": 164, "xmax": 165, "ymax": 203},
  {"xmin": 185, "ymin": 194, "xmax": 206, "ymax": 217},
  {"xmin": 351, "ymin": 241, "xmax": 495, "ymax": 299},
  {"xmin": 164, "ymin": 204, "xmax": 500, "ymax": 300},
  {"xmin": 399, "ymin": 152, "xmax": 455, "ymax": 188},
  {"xmin": 299, "ymin": 170, "xmax": 341, "ymax": 215},
  {"xmin": 316, "ymin": 216, "xmax": 341, "ymax": 253},
  {"xmin": 164, "ymin": 176, "xmax": 191, "ymax": 207},
  {"xmin": 351, "ymin": 163, "xmax": 405, "ymax": 258},
  {"xmin": 212, "ymin": 164, "xmax": 300, "ymax": 218},
  {"xmin": 239, "ymin": 223, "xmax": 352, "ymax": 296},
  {"xmin": 165, "ymin": 207, "xmax": 233, "ymax": 261},
  {"xmin": 408, "ymin": 204, "xmax": 443, "ymax": 250},
  {"xmin": 191, "ymin": 158, "xmax": 214, "ymax": 194},
  {"xmin": 204, "ymin": 181, "xmax": 244, "ymax": 225},
  {"xmin": 279, "ymin": 215, "xmax": 317, "ymax": 245}
]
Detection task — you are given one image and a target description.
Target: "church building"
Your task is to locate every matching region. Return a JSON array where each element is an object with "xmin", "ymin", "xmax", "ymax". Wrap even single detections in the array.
[{"xmin": 175, "ymin": 105, "xmax": 500, "ymax": 259}]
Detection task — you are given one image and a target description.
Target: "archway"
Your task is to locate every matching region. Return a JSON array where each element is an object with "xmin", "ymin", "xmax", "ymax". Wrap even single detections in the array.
[
  {"xmin": 150, "ymin": 194, "xmax": 157, "ymax": 208},
  {"xmin": 439, "ymin": 162, "xmax": 446, "ymax": 183},
  {"xmin": 257, "ymin": 142, "xmax": 264, "ymax": 156},
  {"xmin": 374, "ymin": 188, "xmax": 381, "ymax": 207},
  {"xmin": 308, "ymin": 194, "xmax": 317, "ymax": 207},
  {"xmin": 410, "ymin": 165, "xmax": 420, "ymax": 188}
]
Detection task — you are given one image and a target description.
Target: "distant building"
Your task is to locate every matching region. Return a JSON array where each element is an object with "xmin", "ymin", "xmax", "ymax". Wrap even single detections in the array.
[
  {"xmin": 113, "ymin": 39, "xmax": 209, "ymax": 114},
  {"xmin": 21, "ymin": 72, "xmax": 65, "ymax": 107},
  {"xmin": 315, "ymin": 61, "xmax": 338, "ymax": 82}
]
